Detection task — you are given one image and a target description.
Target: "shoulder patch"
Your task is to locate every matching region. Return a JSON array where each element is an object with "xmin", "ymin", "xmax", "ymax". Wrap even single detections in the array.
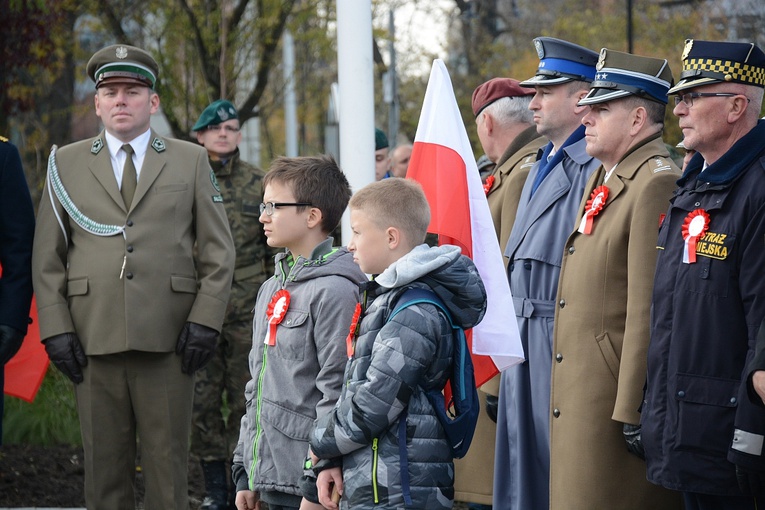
[
  {"xmin": 91, "ymin": 138, "xmax": 104, "ymax": 154},
  {"xmin": 151, "ymin": 138, "xmax": 166, "ymax": 153},
  {"xmin": 210, "ymin": 169, "xmax": 221, "ymax": 192},
  {"xmin": 649, "ymin": 157, "xmax": 672, "ymax": 173}
]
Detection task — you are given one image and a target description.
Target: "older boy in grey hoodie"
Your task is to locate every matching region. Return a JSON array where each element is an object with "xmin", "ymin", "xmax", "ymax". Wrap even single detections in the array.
[{"xmin": 232, "ymin": 156, "xmax": 366, "ymax": 510}]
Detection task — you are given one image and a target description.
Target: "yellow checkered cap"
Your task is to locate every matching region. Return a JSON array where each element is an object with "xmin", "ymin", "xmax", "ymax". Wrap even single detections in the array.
[{"xmin": 668, "ymin": 39, "xmax": 765, "ymax": 94}]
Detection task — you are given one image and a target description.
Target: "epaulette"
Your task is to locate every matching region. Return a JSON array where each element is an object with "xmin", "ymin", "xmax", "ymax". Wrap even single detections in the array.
[
  {"xmin": 649, "ymin": 156, "xmax": 673, "ymax": 173},
  {"xmin": 0, "ymin": 136, "xmax": 8, "ymax": 143}
]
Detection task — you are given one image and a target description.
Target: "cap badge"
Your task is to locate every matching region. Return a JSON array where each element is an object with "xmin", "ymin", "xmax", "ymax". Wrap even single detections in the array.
[
  {"xmin": 596, "ymin": 49, "xmax": 607, "ymax": 71},
  {"xmin": 535, "ymin": 39, "xmax": 545, "ymax": 59},
  {"xmin": 682, "ymin": 39, "xmax": 693, "ymax": 61},
  {"xmin": 217, "ymin": 107, "xmax": 229, "ymax": 121},
  {"xmin": 116, "ymin": 46, "xmax": 128, "ymax": 59}
]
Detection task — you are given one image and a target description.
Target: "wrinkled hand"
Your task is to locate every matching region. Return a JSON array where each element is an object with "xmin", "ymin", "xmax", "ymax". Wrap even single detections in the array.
[
  {"xmin": 485, "ymin": 393, "xmax": 499, "ymax": 423},
  {"xmin": 44, "ymin": 333, "xmax": 87, "ymax": 384},
  {"xmin": 175, "ymin": 322, "xmax": 218, "ymax": 374},
  {"xmin": 736, "ymin": 464, "xmax": 765, "ymax": 495},
  {"xmin": 0, "ymin": 325, "xmax": 25, "ymax": 365},
  {"xmin": 623, "ymin": 423, "xmax": 645, "ymax": 460}
]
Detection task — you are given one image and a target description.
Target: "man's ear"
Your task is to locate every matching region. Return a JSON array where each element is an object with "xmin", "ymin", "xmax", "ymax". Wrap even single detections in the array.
[
  {"xmin": 386, "ymin": 226, "xmax": 401, "ymax": 250},
  {"xmin": 306, "ymin": 207, "xmax": 323, "ymax": 229},
  {"xmin": 483, "ymin": 112, "xmax": 494, "ymax": 134}
]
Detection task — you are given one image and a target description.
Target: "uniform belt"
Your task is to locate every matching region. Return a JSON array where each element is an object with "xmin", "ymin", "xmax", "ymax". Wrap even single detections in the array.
[
  {"xmin": 233, "ymin": 262, "xmax": 266, "ymax": 281},
  {"xmin": 513, "ymin": 296, "xmax": 555, "ymax": 318}
]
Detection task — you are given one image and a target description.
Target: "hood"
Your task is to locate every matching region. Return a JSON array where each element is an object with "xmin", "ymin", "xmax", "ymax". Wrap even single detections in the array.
[
  {"xmin": 375, "ymin": 244, "xmax": 487, "ymax": 329},
  {"xmin": 274, "ymin": 246, "xmax": 367, "ymax": 288}
]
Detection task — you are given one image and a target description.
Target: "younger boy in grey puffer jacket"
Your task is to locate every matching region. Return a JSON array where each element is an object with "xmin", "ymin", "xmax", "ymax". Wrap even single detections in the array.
[{"xmin": 309, "ymin": 178, "xmax": 487, "ymax": 509}]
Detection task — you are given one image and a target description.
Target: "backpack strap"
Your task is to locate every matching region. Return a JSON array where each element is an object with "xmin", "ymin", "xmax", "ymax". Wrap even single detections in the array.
[
  {"xmin": 389, "ymin": 288, "xmax": 466, "ymax": 400},
  {"xmin": 388, "ymin": 287, "xmax": 450, "ymax": 507}
]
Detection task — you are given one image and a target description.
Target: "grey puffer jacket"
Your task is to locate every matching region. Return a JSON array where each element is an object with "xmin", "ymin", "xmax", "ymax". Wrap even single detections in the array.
[{"xmin": 310, "ymin": 244, "xmax": 487, "ymax": 509}]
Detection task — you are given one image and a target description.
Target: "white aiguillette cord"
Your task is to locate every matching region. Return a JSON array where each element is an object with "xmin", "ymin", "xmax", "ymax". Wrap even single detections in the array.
[{"xmin": 46, "ymin": 145, "xmax": 129, "ymax": 278}]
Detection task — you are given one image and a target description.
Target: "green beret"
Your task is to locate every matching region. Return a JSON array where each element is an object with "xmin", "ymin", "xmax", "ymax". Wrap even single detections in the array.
[
  {"xmin": 193, "ymin": 100, "xmax": 239, "ymax": 131},
  {"xmin": 87, "ymin": 44, "xmax": 159, "ymax": 89},
  {"xmin": 375, "ymin": 128, "xmax": 388, "ymax": 151}
]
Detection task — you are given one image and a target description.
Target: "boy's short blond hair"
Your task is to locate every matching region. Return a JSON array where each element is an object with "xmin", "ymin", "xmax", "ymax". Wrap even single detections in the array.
[{"xmin": 349, "ymin": 178, "xmax": 431, "ymax": 246}]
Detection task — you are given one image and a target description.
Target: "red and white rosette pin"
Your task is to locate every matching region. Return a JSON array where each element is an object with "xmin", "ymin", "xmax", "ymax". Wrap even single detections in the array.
[
  {"xmin": 345, "ymin": 303, "xmax": 362, "ymax": 358},
  {"xmin": 483, "ymin": 175, "xmax": 495, "ymax": 196},
  {"xmin": 578, "ymin": 185, "xmax": 609, "ymax": 235},
  {"xmin": 264, "ymin": 289, "xmax": 290, "ymax": 346},
  {"xmin": 681, "ymin": 209, "xmax": 710, "ymax": 264}
]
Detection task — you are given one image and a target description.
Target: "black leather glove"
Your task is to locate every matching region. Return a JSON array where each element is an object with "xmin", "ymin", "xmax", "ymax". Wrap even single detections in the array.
[
  {"xmin": 0, "ymin": 324, "xmax": 25, "ymax": 365},
  {"xmin": 175, "ymin": 322, "xmax": 218, "ymax": 374},
  {"xmin": 736, "ymin": 463, "xmax": 765, "ymax": 495},
  {"xmin": 623, "ymin": 423, "xmax": 645, "ymax": 460},
  {"xmin": 43, "ymin": 333, "xmax": 87, "ymax": 384},
  {"xmin": 485, "ymin": 393, "xmax": 499, "ymax": 423}
]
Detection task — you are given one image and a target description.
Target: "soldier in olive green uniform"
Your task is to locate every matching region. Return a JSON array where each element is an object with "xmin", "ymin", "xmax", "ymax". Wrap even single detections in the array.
[{"xmin": 192, "ymin": 100, "xmax": 273, "ymax": 510}]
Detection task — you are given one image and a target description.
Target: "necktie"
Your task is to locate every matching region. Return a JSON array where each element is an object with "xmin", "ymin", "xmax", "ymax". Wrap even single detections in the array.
[{"xmin": 121, "ymin": 144, "xmax": 137, "ymax": 208}]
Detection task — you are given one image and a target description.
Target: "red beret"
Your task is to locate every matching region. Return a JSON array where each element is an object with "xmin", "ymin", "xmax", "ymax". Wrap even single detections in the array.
[{"xmin": 471, "ymin": 78, "xmax": 535, "ymax": 117}]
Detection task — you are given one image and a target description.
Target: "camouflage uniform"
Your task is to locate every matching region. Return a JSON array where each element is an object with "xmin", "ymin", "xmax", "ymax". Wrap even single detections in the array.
[{"xmin": 191, "ymin": 149, "xmax": 273, "ymax": 461}]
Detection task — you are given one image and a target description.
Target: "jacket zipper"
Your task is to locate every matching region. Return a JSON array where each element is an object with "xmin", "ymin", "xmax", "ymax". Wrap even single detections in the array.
[
  {"xmin": 372, "ymin": 437, "xmax": 380, "ymax": 503},
  {"xmin": 250, "ymin": 261, "xmax": 290, "ymax": 489},
  {"xmin": 248, "ymin": 346, "xmax": 268, "ymax": 490}
]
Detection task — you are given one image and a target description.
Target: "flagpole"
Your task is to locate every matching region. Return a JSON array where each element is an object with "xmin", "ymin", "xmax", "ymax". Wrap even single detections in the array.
[{"xmin": 336, "ymin": 0, "xmax": 376, "ymax": 246}]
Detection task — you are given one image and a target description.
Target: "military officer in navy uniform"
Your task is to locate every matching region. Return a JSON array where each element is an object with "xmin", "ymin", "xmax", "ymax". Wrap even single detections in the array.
[
  {"xmin": 0, "ymin": 136, "xmax": 35, "ymax": 444},
  {"xmin": 32, "ymin": 44, "xmax": 235, "ymax": 510}
]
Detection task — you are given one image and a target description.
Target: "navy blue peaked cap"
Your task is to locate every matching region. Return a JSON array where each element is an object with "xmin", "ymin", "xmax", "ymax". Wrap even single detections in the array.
[{"xmin": 520, "ymin": 37, "xmax": 598, "ymax": 86}]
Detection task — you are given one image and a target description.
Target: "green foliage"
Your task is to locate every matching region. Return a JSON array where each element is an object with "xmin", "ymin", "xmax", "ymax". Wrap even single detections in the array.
[{"xmin": 3, "ymin": 368, "xmax": 81, "ymax": 446}]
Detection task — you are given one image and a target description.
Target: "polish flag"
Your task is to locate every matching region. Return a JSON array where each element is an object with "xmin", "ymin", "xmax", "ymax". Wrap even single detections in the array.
[{"xmin": 407, "ymin": 59, "xmax": 524, "ymax": 387}]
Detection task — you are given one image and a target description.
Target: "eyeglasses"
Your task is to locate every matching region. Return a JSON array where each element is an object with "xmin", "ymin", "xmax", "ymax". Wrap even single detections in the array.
[
  {"xmin": 673, "ymin": 92, "xmax": 749, "ymax": 108},
  {"xmin": 207, "ymin": 124, "xmax": 240, "ymax": 133},
  {"xmin": 259, "ymin": 202, "xmax": 312, "ymax": 216}
]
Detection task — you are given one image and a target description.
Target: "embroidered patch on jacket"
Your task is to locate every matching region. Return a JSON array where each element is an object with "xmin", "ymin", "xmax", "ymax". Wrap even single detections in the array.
[
  {"xmin": 695, "ymin": 231, "xmax": 732, "ymax": 260},
  {"xmin": 210, "ymin": 170, "xmax": 221, "ymax": 192},
  {"xmin": 650, "ymin": 157, "xmax": 672, "ymax": 173},
  {"xmin": 212, "ymin": 194, "xmax": 223, "ymax": 203}
]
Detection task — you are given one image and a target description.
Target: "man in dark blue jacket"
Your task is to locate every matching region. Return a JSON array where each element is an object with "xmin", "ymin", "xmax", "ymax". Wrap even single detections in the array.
[
  {"xmin": 641, "ymin": 39, "xmax": 765, "ymax": 510},
  {"xmin": 0, "ymin": 137, "xmax": 35, "ymax": 443}
]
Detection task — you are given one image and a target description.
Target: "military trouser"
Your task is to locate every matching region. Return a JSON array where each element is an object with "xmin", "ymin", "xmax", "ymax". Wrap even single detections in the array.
[{"xmin": 191, "ymin": 317, "xmax": 253, "ymax": 460}]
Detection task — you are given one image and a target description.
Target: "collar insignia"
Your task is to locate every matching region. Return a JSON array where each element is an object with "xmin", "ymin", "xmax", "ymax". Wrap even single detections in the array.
[
  {"xmin": 151, "ymin": 137, "xmax": 166, "ymax": 153},
  {"xmin": 91, "ymin": 138, "xmax": 103, "ymax": 154}
]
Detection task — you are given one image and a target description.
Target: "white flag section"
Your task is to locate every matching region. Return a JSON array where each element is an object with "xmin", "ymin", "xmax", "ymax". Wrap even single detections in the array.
[{"xmin": 411, "ymin": 59, "xmax": 524, "ymax": 372}]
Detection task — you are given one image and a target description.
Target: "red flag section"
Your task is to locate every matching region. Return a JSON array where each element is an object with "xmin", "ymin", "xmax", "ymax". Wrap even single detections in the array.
[
  {"xmin": 1, "ymin": 260, "xmax": 48, "ymax": 403},
  {"xmin": 4, "ymin": 295, "xmax": 47, "ymax": 402}
]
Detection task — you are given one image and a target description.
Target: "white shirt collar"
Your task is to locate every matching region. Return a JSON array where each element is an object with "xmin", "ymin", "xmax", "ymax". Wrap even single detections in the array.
[{"xmin": 104, "ymin": 129, "xmax": 151, "ymax": 158}]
